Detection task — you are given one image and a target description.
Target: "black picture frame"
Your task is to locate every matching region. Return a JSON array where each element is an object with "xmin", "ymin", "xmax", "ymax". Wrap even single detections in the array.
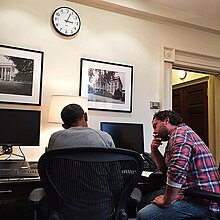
[
  {"xmin": 0, "ymin": 44, "xmax": 44, "ymax": 105},
  {"xmin": 80, "ymin": 58, "xmax": 133, "ymax": 112}
]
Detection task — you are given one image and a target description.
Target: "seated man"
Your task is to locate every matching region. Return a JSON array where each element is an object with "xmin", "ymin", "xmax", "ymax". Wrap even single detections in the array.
[
  {"xmin": 48, "ymin": 103, "xmax": 115, "ymax": 150},
  {"xmin": 38, "ymin": 103, "xmax": 115, "ymax": 219},
  {"xmin": 137, "ymin": 110, "xmax": 220, "ymax": 220}
]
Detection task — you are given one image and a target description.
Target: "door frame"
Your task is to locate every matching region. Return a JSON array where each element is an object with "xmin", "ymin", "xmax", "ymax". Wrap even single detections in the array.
[{"xmin": 162, "ymin": 47, "xmax": 220, "ymax": 162}]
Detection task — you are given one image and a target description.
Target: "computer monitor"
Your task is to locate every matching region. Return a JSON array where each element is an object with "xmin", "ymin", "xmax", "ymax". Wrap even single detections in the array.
[
  {"xmin": 100, "ymin": 122, "xmax": 144, "ymax": 153},
  {"xmin": 0, "ymin": 108, "xmax": 41, "ymax": 154}
]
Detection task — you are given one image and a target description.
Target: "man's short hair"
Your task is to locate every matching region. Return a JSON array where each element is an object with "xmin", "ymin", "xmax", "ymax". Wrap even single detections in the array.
[
  {"xmin": 61, "ymin": 104, "xmax": 84, "ymax": 126},
  {"xmin": 153, "ymin": 110, "xmax": 183, "ymax": 126}
]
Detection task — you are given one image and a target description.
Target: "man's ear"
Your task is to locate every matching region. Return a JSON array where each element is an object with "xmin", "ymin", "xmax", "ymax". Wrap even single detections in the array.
[
  {"xmin": 164, "ymin": 117, "xmax": 169, "ymax": 125},
  {"xmin": 84, "ymin": 112, "xmax": 88, "ymax": 122},
  {"xmin": 62, "ymin": 124, "xmax": 70, "ymax": 129}
]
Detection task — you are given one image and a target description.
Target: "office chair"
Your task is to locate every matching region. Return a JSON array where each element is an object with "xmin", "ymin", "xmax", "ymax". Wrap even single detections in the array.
[
  {"xmin": 29, "ymin": 147, "xmax": 143, "ymax": 220},
  {"xmin": 184, "ymin": 187, "xmax": 220, "ymax": 220}
]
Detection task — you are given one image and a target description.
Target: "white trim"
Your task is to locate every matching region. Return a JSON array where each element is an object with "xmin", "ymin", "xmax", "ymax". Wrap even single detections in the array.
[
  {"xmin": 163, "ymin": 47, "xmax": 220, "ymax": 162},
  {"xmin": 165, "ymin": 47, "xmax": 220, "ymax": 74}
]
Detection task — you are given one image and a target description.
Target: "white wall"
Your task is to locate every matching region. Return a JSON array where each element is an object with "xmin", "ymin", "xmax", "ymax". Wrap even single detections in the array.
[{"xmin": 1, "ymin": 0, "xmax": 220, "ymax": 161}]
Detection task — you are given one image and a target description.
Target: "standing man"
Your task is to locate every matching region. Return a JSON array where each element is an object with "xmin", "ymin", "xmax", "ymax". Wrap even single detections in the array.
[
  {"xmin": 48, "ymin": 103, "xmax": 115, "ymax": 150},
  {"xmin": 137, "ymin": 110, "xmax": 220, "ymax": 219}
]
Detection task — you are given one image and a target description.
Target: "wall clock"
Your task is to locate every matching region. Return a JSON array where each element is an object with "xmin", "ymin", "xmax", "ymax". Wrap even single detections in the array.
[{"xmin": 52, "ymin": 6, "xmax": 81, "ymax": 36}]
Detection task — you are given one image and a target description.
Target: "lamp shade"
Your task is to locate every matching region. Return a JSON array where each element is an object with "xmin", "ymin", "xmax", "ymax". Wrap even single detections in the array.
[{"xmin": 48, "ymin": 95, "xmax": 88, "ymax": 123}]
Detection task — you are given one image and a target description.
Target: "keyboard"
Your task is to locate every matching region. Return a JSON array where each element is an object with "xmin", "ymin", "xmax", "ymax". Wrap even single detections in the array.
[{"xmin": 0, "ymin": 160, "xmax": 39, "ymax": 178}]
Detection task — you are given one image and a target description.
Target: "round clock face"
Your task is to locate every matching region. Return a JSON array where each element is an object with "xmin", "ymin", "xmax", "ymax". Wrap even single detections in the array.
[{"xmin": 52, "ymin": 7, "xmax": 81, "ymax": 36}]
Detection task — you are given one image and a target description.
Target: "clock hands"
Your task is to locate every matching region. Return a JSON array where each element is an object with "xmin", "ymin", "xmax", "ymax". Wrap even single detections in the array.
[
  {"xmin": 66, "ymin": 20, "xmax": 73, "ymax": 24},
  {"xmin": 65, "ymin": 14, "xmax": 71, "ymax": 22},
  {"xmin": 64, "ymin": 14, "xmax": 73, "ymax": 23}
]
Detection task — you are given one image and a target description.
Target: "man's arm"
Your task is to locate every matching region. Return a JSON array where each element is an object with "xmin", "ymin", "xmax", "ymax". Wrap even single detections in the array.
[
  {"xmin": 101, "ymin": 131, "xmax": 116, "ymax": 148},
  {"xmin": 150, "ymin": 136, "xmax": 166, "ymax": 169},
  {"xmin": 152, "ymin": 184, "xmax": 180, "ymax": 207},
  {"xmin": 47, "ymin": 131, "xmax": 62, "ymax": 151}
]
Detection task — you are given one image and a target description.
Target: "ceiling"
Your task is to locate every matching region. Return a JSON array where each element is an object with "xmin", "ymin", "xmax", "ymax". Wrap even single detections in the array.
[
  {"xmin": 148, "ymin": 0, "xmax": 220, "ymax": 22},
  {"xmin": 69, "ymin": 0, "xmax": 220, "ymax": 34}
]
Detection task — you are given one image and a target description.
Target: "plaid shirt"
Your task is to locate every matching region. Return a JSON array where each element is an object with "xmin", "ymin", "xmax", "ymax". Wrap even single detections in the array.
[{"xmin": 164, "ymin": 123, "xmax": 220, "ymax": 214}]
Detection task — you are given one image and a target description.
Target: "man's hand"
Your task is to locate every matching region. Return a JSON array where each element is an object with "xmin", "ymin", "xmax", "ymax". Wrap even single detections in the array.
[
  {"xmin": 152, "ymin": 185, "xmax": 180, "ymax": 207},
  {"xmin": 150, "ymin": 133, "xmax": 165, "ymax": 169},
  {"xmin": 152, "ymin": 194, "xmax": 173, "ymax": 207},
  {"xmin": 151, "ymin": 133, "xmax": 162, "ymax": 152}
]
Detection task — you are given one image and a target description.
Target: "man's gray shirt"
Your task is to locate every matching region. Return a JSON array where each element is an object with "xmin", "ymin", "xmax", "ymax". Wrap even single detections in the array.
[{"xmin": 48, "ymin": 127, "xmax": 115, "ymax": 150}]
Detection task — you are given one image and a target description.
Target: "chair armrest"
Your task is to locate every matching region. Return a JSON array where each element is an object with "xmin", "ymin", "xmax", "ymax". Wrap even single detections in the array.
[
  {"xmin": 28, "ymin": 188, "xmax": 45, "ymax": 207},
  {"xmin": 130, "ymin": 187, "xmax": 142, "ymax": 203},
  {"xmin": 184, "ymin": 187, "xmax": 220, "ymax": 204},
  {"xmin": 29, "ymin": 188, "xmax": 60, "ymax": 220}
]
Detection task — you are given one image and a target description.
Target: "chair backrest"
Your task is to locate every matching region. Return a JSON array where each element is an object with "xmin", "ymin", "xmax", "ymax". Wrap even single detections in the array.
[{"xmin": 38, "ymin": 147, "xmax": 143, "ymax": 220}]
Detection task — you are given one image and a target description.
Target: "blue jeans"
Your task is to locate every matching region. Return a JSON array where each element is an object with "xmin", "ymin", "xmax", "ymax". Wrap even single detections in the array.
[{"xmin": 137, "ymin": 200, "xmax": 219, "ymax": 220}]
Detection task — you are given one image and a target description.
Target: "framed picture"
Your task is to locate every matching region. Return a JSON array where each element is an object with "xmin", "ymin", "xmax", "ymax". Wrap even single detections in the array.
[
  {"xmin": 0, "ymin": 44, "xmax": 44, "ymax": 105},
  {"xmin": 80, "ymin": 58, "xmax": 133, "ymax": 112}
]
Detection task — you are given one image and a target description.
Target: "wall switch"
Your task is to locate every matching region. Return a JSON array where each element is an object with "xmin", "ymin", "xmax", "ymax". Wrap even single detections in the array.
[{"xmin": 150, "ymin": 101, "xmax": 160, "ymax": 109}]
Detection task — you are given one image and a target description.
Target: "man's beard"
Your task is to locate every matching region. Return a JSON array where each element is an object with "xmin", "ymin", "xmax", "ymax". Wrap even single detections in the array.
[{"xmin": 158, "ymin": 125, "xmax": 169, "ymax": 141}]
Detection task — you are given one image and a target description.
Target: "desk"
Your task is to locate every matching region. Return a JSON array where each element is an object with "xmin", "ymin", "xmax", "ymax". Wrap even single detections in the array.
[
  {"xmin": 0, "ymin": 164, "xmax": 41, "ymax": 220},
  {"xmin": 0, "ymin": 177, "xmax": 41, "ymax": 200}
]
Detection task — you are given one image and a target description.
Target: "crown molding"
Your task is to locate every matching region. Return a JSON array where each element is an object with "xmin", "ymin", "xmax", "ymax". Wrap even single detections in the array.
[{"xmin": 164, "ymin": 47, "xmax": 220, "ymax": 75}]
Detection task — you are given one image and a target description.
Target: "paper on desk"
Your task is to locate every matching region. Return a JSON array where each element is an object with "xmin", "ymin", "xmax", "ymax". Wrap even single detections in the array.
[{"xmin": 141, "ymin": 171, "xmax": 152, "ymax": 177}]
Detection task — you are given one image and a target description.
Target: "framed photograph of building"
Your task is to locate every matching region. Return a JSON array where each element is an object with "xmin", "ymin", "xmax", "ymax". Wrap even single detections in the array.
[
  {"xmin": 80, "ymin": 58, "xmax": 133, "ymax": 112},
  {"xmin": 0, "ymin": 45, "xmax": 44, "ymax": 105}
]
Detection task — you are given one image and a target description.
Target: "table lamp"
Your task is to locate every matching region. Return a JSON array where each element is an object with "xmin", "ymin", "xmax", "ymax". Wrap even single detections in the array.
[{"xmin": 48, "ymin": 95, "xmax": 88, "ymax": 123}]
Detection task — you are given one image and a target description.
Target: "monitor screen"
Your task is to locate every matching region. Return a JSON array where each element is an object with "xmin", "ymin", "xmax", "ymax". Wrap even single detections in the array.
[
  {"xmin": 100, "ymin": 122, "xmax": 144, "ymax": 153},
  {"xmin": 0, "ymin": 109, "xmax": 41, "ymax": 147}
]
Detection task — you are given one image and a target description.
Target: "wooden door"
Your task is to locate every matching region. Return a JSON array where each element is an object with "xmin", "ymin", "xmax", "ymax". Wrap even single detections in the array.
[{"xmin": 172, "ymin": 82, "xmax": 208, "ymax": 146}]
